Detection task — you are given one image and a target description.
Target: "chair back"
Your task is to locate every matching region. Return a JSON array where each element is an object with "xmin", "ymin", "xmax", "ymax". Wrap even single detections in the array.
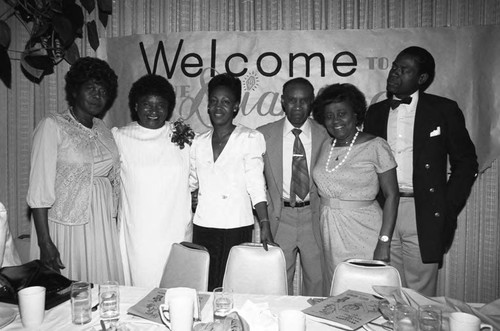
[
  {"xmin": 222, "ymin": 243, "xmax": 287, "ymax": 295},
  {"xmin": 159, "ymin": 242, "xmax": 210, "ymax": 292},
  {"xmin": 330, "ymin": 259, "xmax": 402, "ymax": 296},
  {"xmin": 0, "ymin": 202, "xmax": 21, "ymax": 267}
]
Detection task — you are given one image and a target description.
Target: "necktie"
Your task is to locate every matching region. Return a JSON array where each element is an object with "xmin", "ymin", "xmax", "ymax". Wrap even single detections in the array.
[
  {"xmin": 290, "ymin": 128, "xmax": 309, "ymax": 204},
  {"xmin": 389, "ymin": 96, "xmax": 412, "ymax": 110}
]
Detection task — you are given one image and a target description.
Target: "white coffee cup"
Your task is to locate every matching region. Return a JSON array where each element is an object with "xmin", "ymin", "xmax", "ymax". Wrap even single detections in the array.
[
  {"xmin": 18, "ymin": 286, "xmax": 46, "ymax": 328},
  {"xmin": 159, "ymin": 287, "xmax": 196, "ymax": 331},
  {"xmin": 449, "ymin": 312, "xmax": 493, "ymax": 331},
  {"xmin": 279, "ymin": 309, "xmax": 306, "ymax": 331}
]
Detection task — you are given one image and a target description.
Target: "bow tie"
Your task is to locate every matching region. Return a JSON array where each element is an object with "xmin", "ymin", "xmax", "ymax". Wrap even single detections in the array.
[{"xmin": 389, "ymin": 96, "xmax": 412, "ymax": 110}]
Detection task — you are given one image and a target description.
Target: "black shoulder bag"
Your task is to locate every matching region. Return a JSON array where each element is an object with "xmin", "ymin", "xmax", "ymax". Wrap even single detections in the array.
[{"xmin": 0, "ymin": 260, "xmax": 74, "ymax": 309}]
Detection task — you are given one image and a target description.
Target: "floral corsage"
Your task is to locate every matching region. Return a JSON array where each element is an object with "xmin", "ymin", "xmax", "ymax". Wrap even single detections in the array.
[{"xmin": 171, "ymin": 118, "xmax": 195, "ymax": 149}]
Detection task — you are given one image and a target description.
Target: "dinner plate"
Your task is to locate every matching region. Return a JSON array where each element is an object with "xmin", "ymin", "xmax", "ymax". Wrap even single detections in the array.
[{"xmin": 0, "ymin": 307, "xmax": 17, "ymax": 329}]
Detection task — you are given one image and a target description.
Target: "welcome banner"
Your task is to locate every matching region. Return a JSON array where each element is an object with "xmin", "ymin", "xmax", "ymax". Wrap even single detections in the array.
[{"xmin": 99, "ymin": 25, "xmax": 500, "ymax": 171}]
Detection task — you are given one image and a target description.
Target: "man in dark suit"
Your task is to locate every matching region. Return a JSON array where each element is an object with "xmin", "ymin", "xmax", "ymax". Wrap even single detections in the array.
[
  {"xmin": 364, "ymin": 46, "xmax": 478, "ymax": 296},
  {"xmin": 257, "ymin": 78, "xmax": 329, "ymax": 296}
]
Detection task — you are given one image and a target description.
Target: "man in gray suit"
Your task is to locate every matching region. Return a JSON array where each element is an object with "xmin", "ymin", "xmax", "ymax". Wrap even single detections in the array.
[{"xmin": 257, "ymin": 78, "xmax": 329, "ymax": 296}]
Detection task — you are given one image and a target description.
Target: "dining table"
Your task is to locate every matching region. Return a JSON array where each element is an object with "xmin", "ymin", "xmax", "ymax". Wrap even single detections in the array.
[
  {"xmin": 1, "ymin": 285, "xmax": 497, "ymax": 331},
  {"xmin": 0, "ymin": 285, "xmax": 372, "ymax": 331}
]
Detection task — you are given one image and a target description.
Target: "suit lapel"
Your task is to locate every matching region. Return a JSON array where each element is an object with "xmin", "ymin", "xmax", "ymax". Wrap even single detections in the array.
[
  {"xmin": 413, "ymin": 93, "xmax": 432, "ymax": 163},
  {"xmin": 377, "ymin": 101, "xmax": 391, "ymax": 139},
  {"xmin": 266, "ymin": 119, "xmax": 284, "ymax": 195},
  {"xmin": 310, "ymin": 119, "xmax": 327, "ymax": 169}
]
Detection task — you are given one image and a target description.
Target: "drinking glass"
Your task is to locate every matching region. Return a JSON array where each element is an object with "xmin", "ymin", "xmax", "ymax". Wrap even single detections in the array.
[
  {"xmin": 71, "ymin": 282, "xmax": 92, "ymax": 325},
  {"xmin": 212, "ymin": 287, "xmax": 233, "ymax": 322},
  {"xmin": 393, "ymin": 303, "xmax": 418, "ymax": 331},
  {"xmin": 378, "ymin": 299, "xmax": 396, "ymax": 324},
  {"xmin": 99, "ymin": 281, "xmax": 120, "ymax": 321},
  {"xmin": 418, "ymin": 305, "xmax": 442, "ymax": 331}
]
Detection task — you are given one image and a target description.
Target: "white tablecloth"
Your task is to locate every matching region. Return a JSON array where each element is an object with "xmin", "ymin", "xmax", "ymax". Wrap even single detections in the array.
[
  {"xmin": 0, "ymin": 286, "xmax": 346, "ymax": 331},
  {"xmin": 3, "ymin": 286, "xmax": 496, "ymax": 330}
]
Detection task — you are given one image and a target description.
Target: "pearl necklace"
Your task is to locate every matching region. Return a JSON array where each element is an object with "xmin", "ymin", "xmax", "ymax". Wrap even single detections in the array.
[{"xmin": 325, "ymin": 130, "xmax": 359, "ymax": 173}]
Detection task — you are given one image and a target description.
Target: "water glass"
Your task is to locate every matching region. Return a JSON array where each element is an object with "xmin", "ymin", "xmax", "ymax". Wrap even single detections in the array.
[
  {"xmin": 418, "ymin": 305, "xmax": 442, "ymax": 331},
  {"xmin": 394, "ymin": 303, "xmax": 418, "ymax": 331},
  {"xmin": 213, "ymin": 287, "xmax": 233, "ymax": 322},
  {"xmin": 99, "ymin": 281, "xmax": 120, "ymax": 321},
  {"xmin": 378, "ymin": 299, "xmax": 396, "ymax": 323},
  {"xmin": 71, "ymin": 282, "xmax": 92, "ymax": 325}
]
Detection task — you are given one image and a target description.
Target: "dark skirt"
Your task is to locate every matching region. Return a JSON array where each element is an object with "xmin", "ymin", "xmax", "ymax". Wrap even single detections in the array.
[{"xmin": 192, "ymin": 224, "xmax": 253, "ymax": 291}]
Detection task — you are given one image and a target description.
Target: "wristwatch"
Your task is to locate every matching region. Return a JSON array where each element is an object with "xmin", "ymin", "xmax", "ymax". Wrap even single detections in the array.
[{"xmin": 378, "ymin": 235, "xmax": 391, "ymax": 243}]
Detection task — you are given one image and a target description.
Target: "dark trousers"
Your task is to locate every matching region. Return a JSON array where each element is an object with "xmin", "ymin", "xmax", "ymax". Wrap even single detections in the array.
[{"xmin": 192, "ymin": 224, "xmax": 253, "ymax": 291}]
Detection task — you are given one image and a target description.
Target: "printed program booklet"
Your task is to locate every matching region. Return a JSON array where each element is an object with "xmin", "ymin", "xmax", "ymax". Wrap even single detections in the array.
[{"xmin": 302, "ymin": 289, "xmax": 382, "ymax": 330}]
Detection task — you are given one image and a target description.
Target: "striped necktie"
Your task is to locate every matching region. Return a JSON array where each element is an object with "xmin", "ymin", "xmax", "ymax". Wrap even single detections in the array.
[{"xmin": 290, "ymin": 128, "xmax": 309, "ymax": 204}]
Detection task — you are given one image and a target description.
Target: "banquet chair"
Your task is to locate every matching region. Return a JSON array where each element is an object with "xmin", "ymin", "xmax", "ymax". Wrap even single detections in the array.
[
  {"xmin": 0, "ymin": 202, "xmax": 21, "ymax": 267},
  {"xmin": 330, "ymin": 258, "xmax": 402, "ymax": 296},
  {"xmin": 222, "ymin": 242, "xmax": 287, "ymax": 295},
  {"xmin": 159, "ymin": 241, "xmax": 210, "ymax": 292}
]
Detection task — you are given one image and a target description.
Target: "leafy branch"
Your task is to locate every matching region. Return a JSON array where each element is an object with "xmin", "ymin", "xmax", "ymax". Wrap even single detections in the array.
[{"xmin": 0, "ymin": 0, "xmax": 112, "ymax": 87}]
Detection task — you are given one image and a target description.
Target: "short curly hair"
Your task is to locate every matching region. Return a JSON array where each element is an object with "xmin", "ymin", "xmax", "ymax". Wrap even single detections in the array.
[
  {"xmin": 312, "ymin": 83, "xmax": 367, "ymax": 127},
  {"xmin": 128, "ymin": 74, "xmax": 176, "ymax": 122},
  {"xmin": 208, "ymin": 73, "xmax": 242, "ymax": 103},
  {"xmin": 65, "ymin": 57, "xmax": 118, "ymax": 111}
]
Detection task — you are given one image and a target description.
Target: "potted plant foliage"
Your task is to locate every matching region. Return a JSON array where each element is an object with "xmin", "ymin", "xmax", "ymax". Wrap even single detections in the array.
[{"xmin": 0, "ymin": 0, "xmax": 112, "ymax": 88}]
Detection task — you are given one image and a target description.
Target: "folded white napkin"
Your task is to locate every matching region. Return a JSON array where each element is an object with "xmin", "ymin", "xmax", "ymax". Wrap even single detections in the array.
[{"xmin": 236, "ymin": 300, "xmax": 278, "ymax": 331}]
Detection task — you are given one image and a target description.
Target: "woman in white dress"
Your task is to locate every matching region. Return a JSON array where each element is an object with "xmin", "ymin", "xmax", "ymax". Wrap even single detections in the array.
[{"xmin": 112, "ymin": 74, "xmax": 193, "ymax": 287}]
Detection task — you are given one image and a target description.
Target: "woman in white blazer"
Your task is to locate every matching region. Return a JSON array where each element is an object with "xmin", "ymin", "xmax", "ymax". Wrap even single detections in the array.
[{"xmin": 189, "ymin": 73, "xmax": 275, "ymax": 290}]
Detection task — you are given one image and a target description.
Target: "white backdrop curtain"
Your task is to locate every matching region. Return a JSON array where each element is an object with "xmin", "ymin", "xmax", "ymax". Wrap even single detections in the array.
[{"xmin": 0, "ymin": 0, "xmax": 498, "ymax": 303}]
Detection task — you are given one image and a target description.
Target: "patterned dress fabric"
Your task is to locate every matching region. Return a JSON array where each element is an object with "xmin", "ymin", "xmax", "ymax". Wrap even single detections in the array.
[{"xmin": 312, "ymin": 137, "xmax": 396, "ymax": 285}]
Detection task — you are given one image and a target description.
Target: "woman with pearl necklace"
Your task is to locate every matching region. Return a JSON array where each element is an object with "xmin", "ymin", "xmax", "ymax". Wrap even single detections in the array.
[{"xmin": 311, "ymin": 83, "xmax": 399, "ymax": 290}]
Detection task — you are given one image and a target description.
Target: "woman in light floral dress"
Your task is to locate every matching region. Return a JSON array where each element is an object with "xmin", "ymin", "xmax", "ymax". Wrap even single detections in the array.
[
  {"xmin": 28, "ymin": 57, "xmax": 124, "ymax": 284},
  {"xmin": 312, "ymin": 83, "xmax": 399, "ymax": 290}
]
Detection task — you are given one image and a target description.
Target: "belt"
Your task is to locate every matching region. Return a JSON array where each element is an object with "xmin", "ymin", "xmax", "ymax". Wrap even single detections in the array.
[
  {"xmin": 283, "ymin": 200, "xmax": 310, "ymax": 208},
  {"xmin": 320, "ymin": 197, "xmax": 374, "ymax": 209},
  {"xmin": 399, "ymin": 191, "xmax": 415, "ymax": 197}
]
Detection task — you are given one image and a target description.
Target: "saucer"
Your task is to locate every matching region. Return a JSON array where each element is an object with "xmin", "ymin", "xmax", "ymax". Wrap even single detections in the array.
[{"xmin": 0, "ymin": 307, "xmax": 17, "ymax": 328}]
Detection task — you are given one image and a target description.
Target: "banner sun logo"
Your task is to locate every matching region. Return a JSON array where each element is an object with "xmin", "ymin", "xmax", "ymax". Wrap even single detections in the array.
[{"xmin": 242, "ymin": 71, "xmax": 259, "ymax": 92}]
